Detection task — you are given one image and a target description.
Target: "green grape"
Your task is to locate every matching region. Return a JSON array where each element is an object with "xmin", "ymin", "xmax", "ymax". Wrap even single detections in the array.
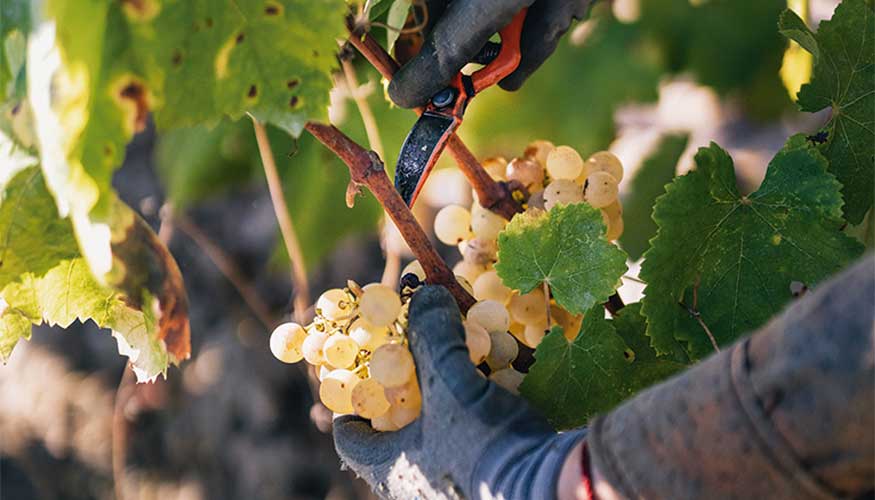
[
  {"xmin": 583, "ymin": 171, "xmax": 619, "ymax": 208},
  {"xmin": 508, "ymin": 288, "xmax": 547, "ymax": 325},
  {"xmin": 269, "ymin": 322, "xmax": 307, "ymax": 363},
  {"xmin": 466, "ymin": 300, "xmax": 510, "ymax": 334},
  {"xmin": 370, "ymin": 344, "xmax": 416, "ymax": 388},
  {"xmin": 486, "ymin": 331, "xmax": 519, "ymax": 370},
  {"xmin": 349, "ymin": 318, "xmax": 390, "ymax": 352},
  {"xmin": 302, "ymin": 329, "xmax": 329, "ymax": 365},
  {"xmin": 470, "ymin": 203, "xmax": 507, "ymax": 241},
  {"xmin": 523, "ymin": 140, "xmax": 555, "ymax": 168},
  {"xmin": 351, "ymin": 377, "xmax": 391, "ymax": 419},
  {"xmin": 360, "ymin": 284, "xmax": 402, "ymax": 327},
  {"xmin": 464, "ymin": 320, "xmax": 492, "ymax": 365},
  {"xmin": 546, "ymin": 145, "xmax": 584, "ymax": 180},
  {"xmin": 473, "ymin": 270, "xmax": 513, "ymax": 304},
  {"xmin": 543, "ymin": 179, "xmax": 584, "ymax": 211},
  {"xmin": 323, "ymin": 333, "xmax": 359, "ymax": 369},
  {"xmin": 319, "ymin": 369, "xmax": 360, "ymax": 414},
  {"xmin": 489, "ymin": 367, "xmax": 525, "ymax": 395},
  {"xmin": 583, "ymin": 151, "xmax": 624, "ymax": 182},
  {"xmin": 316, "ymin": 288, "xmax": 354, "ymax": 321},
  {"xmin": 434, "ymin": 205, "xmax": 472, "ymax": 245}
]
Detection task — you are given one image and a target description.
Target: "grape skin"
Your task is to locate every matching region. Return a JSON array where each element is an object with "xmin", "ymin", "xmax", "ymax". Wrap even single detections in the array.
[
  {"xmin": 319, "ymin": 369, "xmax": 360, "ymax": 414},
  {"xmin": 385, "ymin": 378, "xmax": 422, "ymax": 410},
  {"xmin": 351, "ymin": 378, "xmax": 391, "ymax": 419},
  {"xmin": 601, "ymin": 200, "xmax": 624, "ymax": 240},
  {"xmin": 546, "ymin": 145, "xmax": 584, "ymax": 180},
  {"xmin": 584, "ymin": 151, "xmax": 624, "ymax": 182},
  {"xmin": 486, "ymin": 331, "xmax": 519, "ymax": 370},
  {"xmin": 462, "ymin": 238, "xmax": 498, "ymax": 266},
  {"xmin": 434, "ymin": 205, "xmax": 472, "ymax": 245},
  {"xmin": 453, "ymin": 260, "xmax": 487, "ymax": 286},
  {"xmin": 583, "ymin": 171, "xmax": 619, "ymax": 208},
  {"xmin": 489, "ymin": 367, "xmax": 525, "ymax": 395},
  {"xmin": 360, "ymin": 284, "xmax": 402, "ymax": 327},
  {"xmin": 269, "ymin": 322, "xmax": 307, "ymax": 363},
  {"xmin": 464, "ymin": 320, "xmax": 492, "ymax": 365},
  {"xmin": 316, "ymin": 288, "xmax": 354, "ymax": 321},
  {"xmin": 370, "ymin": 344, "xmax": 416, "ymax": 388},
  {"xmin": 543, "ymin": 179, "xmax": 584, "ymax": 211},
  {"xmin": 401, "ymin": 260, "xmax": 426, "ymax": 282},
  {"xmin": 524, "ymin": 140, "xmax": 555, "ymax": 168},
  {"xmin": 466, "ymin": 300, "xmax": 511, "ymax": 334},
  {"xmin": 471, "ymin": 203, "xmax": 507, "ymax": 241},
  {"xmin": 481, "ymin": 156, "xmax": 508, "ymax": 181},
  {"xmin": 508, "ymin": 288, "xmax": 547, "ymax": 325},
  {"xmin": 349, "ymin": 318, "xmax": 390, "ymax": 352},
  {"xmin": 473, "ymin": 270, "xmax": 513, "ymax": 304},
  {"xmin": 506, "ymin": 157, "xmax": 545, "ymax": 192},
  {"xmin": 323, "ymin": 333, "xmax": 359, "ymax": 369},
  {"xmin": 302, "ymin": 329, "xmax": 329, "ymax": 365}
]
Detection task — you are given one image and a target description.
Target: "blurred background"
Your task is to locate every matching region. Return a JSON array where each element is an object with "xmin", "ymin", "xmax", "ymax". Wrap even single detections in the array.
[{"xmin": 0, "ymin": 0, "xmax": 840, "ymax": 498}]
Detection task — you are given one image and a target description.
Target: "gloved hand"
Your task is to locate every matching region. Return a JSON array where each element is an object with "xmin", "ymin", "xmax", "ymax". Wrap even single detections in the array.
[
  {"xmin": 333, "ymin": 285, "xmax": 586, "ymax": 499},
  {"xmin": 388, "ymin": 0, "xmax": 593, "ymax": 108}
]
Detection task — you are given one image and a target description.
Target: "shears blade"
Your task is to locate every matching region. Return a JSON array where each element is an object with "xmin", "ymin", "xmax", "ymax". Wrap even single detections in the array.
[{"xmin": 395, "ymin": 111, "xmax": 459, "ymax": 206}]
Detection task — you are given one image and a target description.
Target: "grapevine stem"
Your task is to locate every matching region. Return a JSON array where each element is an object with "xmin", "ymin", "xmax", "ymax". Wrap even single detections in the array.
[
  {"xmin": 251, "ymin": 117, "xmax": 311, "ymax": 323},
  {"xmin": 345, "ymin": 27, "xmax": 521, "ymax": 220},
  {"xmin": 543, "ymin": 281, "xmax": 552, "ymax": 327},
  {"xmin": 304, "ymin": 121, "xmax": 476, "ymax": 312}
]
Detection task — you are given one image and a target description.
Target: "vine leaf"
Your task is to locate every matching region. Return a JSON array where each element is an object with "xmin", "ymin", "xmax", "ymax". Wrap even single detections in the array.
[
  {"xmin": 495, "ymin": 203, "xmax": 627, "ymax": 315},
  {"xmin": 520, "ymin": 304, "xmax": 684, "ymax": 430},
  {"xmin": 640, "ymin": 137, "xmax": 863, "ymax": 360},
  {"xmin": 779, "ymin": 0, "xmax": 875, "ymax": 224},
  {"xmin": 0, "ymin": 140, "xmax": 190, "ymax": 382},
  {"xmin": 619, "ymin": 133, "xmax": 688, "ymax": 260}
]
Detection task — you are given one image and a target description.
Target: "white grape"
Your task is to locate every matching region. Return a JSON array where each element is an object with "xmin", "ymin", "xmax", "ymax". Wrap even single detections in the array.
[
  {"xmin": 370, "ymin": 411, "xmax": 401, "ymax": 431},
  {"xmin": 360, "ymin": 284, "xmax": 402, "ymax": 327},
  {"xmin": 319, "ymin": 369, "xmax": 360, "ymax": 414},
  {"xmin": 269, "ymin": 322, "xmax": 307, "ymax": 363},
  {"xmin": 316, "ymin": 288, "xmax": 354, "ymax": 321},
  {"xmin": 401, "ymin": 260, "xmax": 426, "ymax": 282},
  {"xmin": 473, "ymin": 270, "xmax": 513, "ymax": 304},
  {"xmin": 601, "ymin": 200, "xmax": 624, "ymax": 240},
  {"xmin": 546, "ymin": 145, "xmax": 584, "ymax": 180},
  {"xmin": 481, "ymin": 156, "xmax": 508, "ymax": 181},
  {"xmin": 464, "ymin": 320, "xmax": 492, "ymax": 365},
  {"xmin": 318, "ymin": 365, "xmax": 331, "ymax": 381},
  {"xmin": 348, "ymin": 318, "xmax": 390, "ymax": 352},
  {"xmin": 323, "ymin": 333, "xmax": 360, "ymax": 369},
  {"xmin": 302, "ymin": 329, "xmax": 329, "ymax": 365},
  {"xmin": 462, "ymin": 238, "xmax": 498, "ymax": 266},
  {"xmin": 543, "ymin": 179, "xmax": 584, "ymax": 211},
  {"xmin": 486, "ymin": 331, "xmax": 519, "ymax": 370},
  {"xmin": 523, "ymin": 323, "xmax": 548, "ymax": 348},
  {"xmin": 526, "ymin": 190, "xmax": 546, "ymax": 211},
  {"xmin": 584, "ymin": 151, "xmax": 624, "ymax": 182},
  {"xmin": 583, "ymin": 171, "xmax": 619, "ymax": 208},
  {"xmin": 524, "ymin": 140, "xmax": 555, "ymax": 168},
  {"xmin": 551, "ymin": 305, "xmax": 584, "ymax": 340},
  {"xmin": 470, "ymin": 204, "xmax": 507, "ymax": 241},
  {"xmin": 466, "ymin": 300, "xmax": 510, "ymax": 334},
  {"xmin": 388, "ymin": 404, "xmax": 419, "ymax": 428},
  {"xmin": 508, "ymin": 288, "xmax": 548, "ymax": 325},
  {"xmin": 434, "ymin": 205, "xmax": 472, "ymax": 245},
  {"xmin": 506, "ymin": 158, "xmax": 545, "ymax": 192},
  {"xmin": 370, "ymin": 344, "xmax": 416, "ymax": 388},
  {"xmin": 351, "ymin": 377, "xmax": 391, "ymax": 419},
  {"xmin": 508, "ymin": 321, "xmax": 527, "ymax": 343},
  {"xmin": 455, "ymin": 274, "xmax": 475, "ymax": 295},
  {"xmin": 489, "ymin": 367, "xmax": 525, "ymax": 395},
  {"xmin": 453, "ymin": 260, "xmax": 487, "ymax": 284},
  {"xmin": 384, "ymin": 378, "xmax": 422, "ymax": 410}
]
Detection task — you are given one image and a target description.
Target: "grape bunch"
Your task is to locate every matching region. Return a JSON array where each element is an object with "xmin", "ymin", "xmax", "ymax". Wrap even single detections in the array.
[
  {"xmin": 269, "ymin": 283, "xmax": 421, "ymax": 431},
  {"xmin": 433, "ymin": 141, "xmax": 626, "ymax": 353}
]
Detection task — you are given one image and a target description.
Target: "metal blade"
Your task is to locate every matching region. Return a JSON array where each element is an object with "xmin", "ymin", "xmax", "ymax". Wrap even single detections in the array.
[{"xmin": 395, "ymin": 111, "xmax": 458, "ymax": 206}]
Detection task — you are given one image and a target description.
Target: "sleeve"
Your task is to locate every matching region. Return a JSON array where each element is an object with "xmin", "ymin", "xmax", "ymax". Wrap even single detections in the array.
[{"xmin": 587, "ymin": 254, "xmax": 875, "ymax": 500}]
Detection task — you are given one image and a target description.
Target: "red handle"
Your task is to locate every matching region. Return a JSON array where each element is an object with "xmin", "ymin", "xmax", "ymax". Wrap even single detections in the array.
[{"xmin": 470, "ymin": 9, "xmax": 527, "ymax": 93}]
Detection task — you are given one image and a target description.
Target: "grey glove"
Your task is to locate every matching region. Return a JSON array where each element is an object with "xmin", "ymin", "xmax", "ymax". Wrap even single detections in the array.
[
  {"xmin": 388, "ymin": 0, "xmax": 593, "ymax": 108},
  {"xmin": 333, "ymin": 285, "xmax": 586, "ymax": 499}
]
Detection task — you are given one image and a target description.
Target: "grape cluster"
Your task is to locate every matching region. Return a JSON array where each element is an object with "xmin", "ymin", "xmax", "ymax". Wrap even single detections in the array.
[
  {"xmin": 433, "ymin": 141, "xmax": 626, "ymax": 355},
  {"xmin": 269, "ymin": 283, "xmax": 421, "ymax": 431}
]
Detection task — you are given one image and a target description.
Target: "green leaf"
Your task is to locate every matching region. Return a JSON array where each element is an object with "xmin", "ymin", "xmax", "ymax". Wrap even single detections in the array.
[
  {"xmin": 386, "ymin": 0, "xmax": 411, "ymax": 54},
  {"xmin": 0, "ymin": 135, "xmax": 190, "ymax": 381},
  {"xmin": 0, "ymin": 0, "xmax": 30, "ymax": 101},
  {"xmin": 610, "ymin": 303, "xmax": 687, "ymax": 385},
  {"xmin": 640, "ymin": 137, "xmax": 863, "ymax": 360},
  {"xmin": 520, "ymin": 313, "xmax": 633, "ymax": 429},
  {"xmin": 779, "ymin": 0, "xmax": 875, "ymax": 224},
  {"xmin": 496, "ymin": 203, "xmax": 627, "ymax": 315},
  {"xmin": 619, "ymin": 134, "xmax": 688, "ymax": 260}
]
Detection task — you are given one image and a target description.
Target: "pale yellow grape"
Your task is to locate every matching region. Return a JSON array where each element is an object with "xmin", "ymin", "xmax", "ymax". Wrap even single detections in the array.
[
  {"xmin": 319, "ymin": 369, "xmax": 360, "ymax": 414},
  {"xmin": 489, "ymin": 367, "xmax": 525, "ymax": 395},
  {"xmin": 371, "ymin": 412, "xmax": 401, "ymax": 431},
  {"xmin": 316, "ymin": 288, "xmax": 354, "ymax": 321},
  {"xmin": 269, "ymin": 322, "xmax": 307, "ymax": 363},
  {"xmin": 543, "ymin": 179, "xmax": 584, "ymax": 211},
  {"xmin": 524, "ymin": 140, "xmax": 555, "ymax": 167},
  {"xmin": 551, "ymin": 305, "xmax": 584, "ymax": 340},
  {"xmin": 323, "ymin": 333, "xmax": 359, "ymax": 369},
  {"xmin": 464, "ymin": 320, "xmax": 492, "ymax": 364},
  {"xmin": 385, "ymin": 378, "xmax": 422, "ymax": 409},
  {"xmin": 462, "ymin": 238, "xmax": 497, "ymax": 266},
  {"xmin": 583, "ymin": 171, "xmax": 619, "ymax": 208},
  {"xmin": 526, "ymin": 190, "xmax": 546, "ymax": 211},
  {"xmin": 360, "ymin": 284, "xmax": 402, "ymax": 327},
  {"xmin": 453, "ymin": 260, "xmax": 487, "ymax": 284},
  {"xmin": 546, "ymin": 145, "xmax": 584, "ymax": 180},
  {"xmin": 370, "ymin": 344, "xmax": 416, "ymax": 388},
  {"xmin": 508, "ymin": 321, "xmax": 526, "ymax": 343},
  {"xmin": 601, "ymin": 200, "xmax": 624, "ymax": 240},
  {"xmin": 482, "ymin": 156, "xmax": 508, "ymax": 181},
  {"xmin": 351, "ymin": 377, "xmax": 391, "ymax": 419},
  {"xmin": 466, "ymin": 300, "xmax": 510, "ymax": 334},
  {"xmin": 523, "ymin": 323, "xmax": 548, "ymax": 348},
  {"xmin": 401, "ymin": 260, "xmax": 426, "ymax": 282},
  {"xmin": 506, "ymin": 158, "xmax": 545, "ymax": 192},
  {"xmin": 349, "ymin": 318, "xmax": 390, "ymax": 352},
  {"xmin": 302, "ymin": 329, "xmax": 329, "ymax": 365},
  {"xmin": 456, "ymin": 274, "xmax": 475, "ymax": 295},
  {"xmin": 473, "ymin": 271, "xmax": 513, "ymax": 304},
  {"xmin": 486, "ymin": 331, "xmax": 519, "ymax": 370},
  {"xmin": 508, "ymin": 288, "xmax": 547, "ymax": 325},
  {"xmin": 584, "ymin": 151, "xmax": 624, "ymax": 182},
  {"xmin": 470, "ymin": 204, "xmax": 507, "ymax": 241},
  {"xmin": 318, "ymin": 365, "xmax": 331, "ymax": 381},
  {"xmin": 434, "ymin": 205, "xmax": 472, "ymax": 245},
  {"xmin": 389, "ymin": 404, "xmax": 419, "ymax": 428}
]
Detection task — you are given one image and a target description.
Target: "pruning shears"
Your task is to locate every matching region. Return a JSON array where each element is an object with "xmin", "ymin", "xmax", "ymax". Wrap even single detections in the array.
[{"xmin": 394, "ymin": 9, "xmax": 527, "ymax": 206}]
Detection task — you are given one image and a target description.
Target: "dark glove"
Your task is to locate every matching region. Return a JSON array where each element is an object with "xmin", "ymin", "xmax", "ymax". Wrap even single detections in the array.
[
  {"xmin": 388, "ymin": 0, "xmax": 593, "ymax": 108},
  {"xmin": 333, "ymin": 285, "xmax": 586, "ymax": 499}
]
